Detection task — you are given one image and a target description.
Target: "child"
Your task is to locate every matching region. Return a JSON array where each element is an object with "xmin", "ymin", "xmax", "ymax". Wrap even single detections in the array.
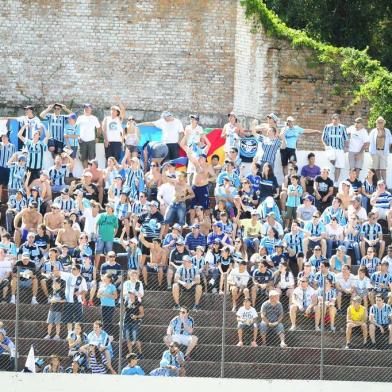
[
  {"xmin": 44, "ymin": 278, "xmax": 65, "ymax": 340},
  {"xmin": 315, "ymin": 278, "xmax": 337, "ymax": 332},
  {"xmin": 192, "ymin": 246, "xmax": 208, "ymax": 293},
  {"xmin": 285, "ymin": 175, "xmax": 303, "ymax": 228},
  {"xmin": 80, "ymin": 254, "xmax": 97, "ymax": 307},
  {"xmin": 58, "ymin": 245, "xmax": 72, "ymax": 272}
]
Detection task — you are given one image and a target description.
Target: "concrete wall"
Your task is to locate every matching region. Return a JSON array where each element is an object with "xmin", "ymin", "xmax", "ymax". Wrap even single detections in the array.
[{"xmin": 1, "ymin": 372, "xmax": 390, "ymax": 392}]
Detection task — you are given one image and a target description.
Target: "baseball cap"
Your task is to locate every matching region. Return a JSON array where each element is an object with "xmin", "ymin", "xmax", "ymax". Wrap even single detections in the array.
[
  {"xmin": 114, "ymin": 174, "xmax": 123, "ymax": 180},
  {"xmin": 68, "ymin": 113, "xmax": 77, "ymax": 120},
  {"xmin": 337, "ymin": 245, "xmax": 346, "ymax": 252},
  {"xmin": 172, "ymin": 223, "xmax": 182, "ymax": 230},
  {"xmin": 24, "ymin": 105, "xmax": 34, "ymax": 110},
  {"xmin": 84, "ymin": 103, "xmax": 93, "ymax": 109},
  {"xmin": 191, "ymin": 224, "xmax": 200, "ymax": 229},
  {"xmin": 377, "ymin": 179, "xmax": 385, "ymax": 185},
  {"xmin": 212, "ymin": 222, "xmax": 223, "ymax": 229},
  {"xmin": 182, "ymin": 255, "xmax": 192, "ymax": 262},
  {"xmin": 269, "ymin": 290, "xmax": 279, "ymax": 297},
  {"xmin": 130, "ymin": 238, "xmax": 138, "ymax": 245},
  {"xmin": 314, "ymin": 245, "xmax": 321, "ymax": 250},
  {"xmin": 265, "ymin": 196, "xmax": 274, "ymax": 208},
  {"xmin": 111, "ymin": 105, "xmax": 121, "ymax": 113},
  {"xmin": 381, "ymin": 260, "xmax": 389, "ymax": 266},
  {"xmin": 352, "ymin": 296, "xmax": 361, "ymax": 303},
  {"xmin": 267, "ymin": 113, "xmax": 278, "ymax": 122},
  {"xmin": 189, "ymin": 114, "xmax": 199, "ymax": 121},
  {"xmin": 274, "ymin": 241, "xmax": 284, "ymax": 248},
  {"xmin": 18, "ymin": 155, "xmax": 26, "ymax": 161},
  {"xmin": 29, "ymin": 201, "xmax": 38, "ymax": 208},
  {"xmin": 213, "ymin": 238, "xmax": 221, "ymax": 244},
  {"xmin": 200, "ymin": 153, "xmax": 207, "ymax": 159},
  {"xmin": 286, "ymin": 116, "xmax": 295, "ymax": 122},
  {"xmin": 0, "ymin": 329, "xmax": 6, "ymax": 336},
  {"xmin": 227, "ymin": 111, "xmax": 237, "ymax": 118},
  {"xmin": 251, "ymin": 209, "xmax": 259, "ymax": 216},
  {"xmin": 304, "ymin": 194, "xmax": 315, "ymax": 203},
  {"xmin": 126, "ymin": 353, "xmax": 138, "ymax": 361},
  {"xmin": 22, "ymin": 252, "xmax": 30, "ymax": 258},
  {"xmin": 150, "ymin": 200, "xmax": 159, "ymax": 208},
  {"xmin": 176, "ymin": 239, "xmax": 185, "ymax": 245}
]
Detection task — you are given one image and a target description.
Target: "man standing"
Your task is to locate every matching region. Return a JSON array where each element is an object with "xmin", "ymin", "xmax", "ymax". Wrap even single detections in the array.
[
  {"xmin": 75, "ymin": 104, "xmax": 101, "ymax": 168},
  {"xmin": 368, "ymin": 116, "xmax": 392, "ymax": 181},
  {"xmin": 0, "ymin": 134, "xmax": 16, "ymax": 204},
  {"xmin": 322, "ymin": 113, "xmax": 349, "ymax": 186},
  {"xmin": 347, "ymin": 118, "xmax": 369, "ymax": 175},
  {"xmin": 259, "ymin": 290, "xmax": 287, "ymax": 348},
  {"xmin": 40, "ymin": 103, "xmax": 72, "ymax": 156},
  {"xmin": 140, "ymin": 111, "xmax": 184, "ymax": 161},
  {"xmin": 64, "ymin": 113, "xmax": 80, "ymax": 159}
]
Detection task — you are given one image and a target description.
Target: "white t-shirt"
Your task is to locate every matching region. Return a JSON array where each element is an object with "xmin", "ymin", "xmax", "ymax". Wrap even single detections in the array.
[
  {"xmin": 76, "ymin": 115, "xmax": 100, "ymax": 142},
  {"xmin": 236, "ymin": 306, "xmax": 258, "ymax": 322},
  {"xmin": 336, "ymin": 273, "xmax": 355, "ymax": 291},
  {"xmin": 153, "ymin": 118, "xmax": 184, "ymax": 144},
  {"xmin": 123, "ymin": 279, "xmax": 144, "ymax": 299},
  {"xmin": 293, "ymin": 286, "xmax": 316, "ymax": 308},
  {"xmin": 104, "ymin": 116, "xmax": 123, "ymax": 142},
  {"xmin": 228, "ymin": 268, "xmax": 250, "ymax": 288},
  {"xmin": 82, "ymin": 208, "xmax": 99, "ymax": 239},
  {"xmin": 60, "ymin": 271, "xmax": 87, "ymax": 303},
  {"xmin": 157, "ymin": 182, "xmax": 176, "ymax": 206},
  {"xmin": 347, "ymin": 126, "xmax": 369, "ymax": 153},
  {"xmin": 0, "ymin": 258, "xmax": 12, "ymax": 280},
  {"xmin": 347, "ymin": 205, "xmax": 368, "ymax": 222},
  {"xmin": 184, "ymin": 124, "xmax": 204, "ymax": 146}
]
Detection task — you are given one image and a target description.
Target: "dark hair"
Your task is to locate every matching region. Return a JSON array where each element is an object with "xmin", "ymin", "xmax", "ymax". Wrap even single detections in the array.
[
  {"xmin": 290, "ymin": 175, "xmax": 299, "ymax": 182},
  {"xmin": 358, "ymin": 265, "xmax": 370, "ymax": 278},
  {"xmin": 375, "ymin": 294, "xmax": 383, "ymax": 301},
  {"xmin": 261, "ymin": 162, "xmax": 275, "ymax": 180},
  {"xmin": 1, "ymin": 233, "xmax": 11, "ymax": 240},
  {"xmin": 307, "ymin": 152, "xmax": 315, "ymax": 159},
  {"xmin": 230, "ymin": 147, "xmax": 238, "ymax": 153},
  {"xmin": 211, "ymin": 154, "xmax": 220, "ymax": 161},
  {"xmin": 368, "ymin": 168, "xmax": 378, "ymax": 187}
]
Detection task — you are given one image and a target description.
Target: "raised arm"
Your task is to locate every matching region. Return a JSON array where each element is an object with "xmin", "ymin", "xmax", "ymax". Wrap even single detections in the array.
[
  {"xmin": 39, "ymin": 104, "xmax": 53, "ymax": 119},
  {"xmin": 18, "ymin": 125, "xmax": 27, "ymax": 143}
]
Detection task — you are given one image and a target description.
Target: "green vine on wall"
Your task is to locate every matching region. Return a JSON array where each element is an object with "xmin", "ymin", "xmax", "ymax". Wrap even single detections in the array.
[{"xmin": 240, "ymin": 0, "xmax": 392, "ymax": 127}]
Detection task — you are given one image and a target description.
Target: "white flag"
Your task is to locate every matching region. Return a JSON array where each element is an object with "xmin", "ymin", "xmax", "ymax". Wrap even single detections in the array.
[{"xmin": 24, "ymin": 345, "xmax": 36, "ymax": 373}]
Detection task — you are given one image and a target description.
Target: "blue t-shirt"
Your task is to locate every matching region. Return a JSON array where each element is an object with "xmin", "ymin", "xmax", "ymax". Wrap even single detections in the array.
[
  {"xmin": 121, "ymin": 365, "xmax": 145, "ymax": 376},
  {"xmin": 284, "ymin": 126, "xmax": 304, "ymax": 149},
  {"xmin": 99, "ymin": 283, "xmax": 116, "ymax": 307}
]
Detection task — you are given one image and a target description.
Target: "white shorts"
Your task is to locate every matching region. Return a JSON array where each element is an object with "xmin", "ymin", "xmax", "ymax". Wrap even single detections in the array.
[
  {"xmin": 373, "ymin": 207, "xmax": 389, "ymax": 220},
  {"xmin": 326, "ymin": 147, "xmax": 345, "ymax": 169},
  {"xmin": 172, "ymin": 334, "xmax": 192, "ymax": 346}
]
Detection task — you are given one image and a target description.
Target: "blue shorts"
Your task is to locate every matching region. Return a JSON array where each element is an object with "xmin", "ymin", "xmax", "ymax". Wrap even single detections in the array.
[
  {"xmin": 146, "ymin": 263, "xmax": 167, "ymax": 273},
  {"xmin": 123, "ymin": 323, "xmax": 140, "ymax": 342},
  {"xmin": 190, "ymin": 185, "xmax": 210, "ymax": 209},
  {"xmin": 95, "ymin": 239, "xmax": 113, "ymax": 254},
  {"xmin": 19, "ymin": 279, "xmax": 32, "ymax": 289}
]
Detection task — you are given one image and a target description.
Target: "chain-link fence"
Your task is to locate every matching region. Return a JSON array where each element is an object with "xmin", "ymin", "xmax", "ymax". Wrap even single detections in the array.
[{"xmin": 1, "ymin": 267, "xmax": 392, "ymax": 381}]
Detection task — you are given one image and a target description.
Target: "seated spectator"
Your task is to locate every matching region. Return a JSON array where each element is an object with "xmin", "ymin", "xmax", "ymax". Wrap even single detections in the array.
[
  {"xmin": 10, "ymin": 252, "xmax": 38, "ymax": 305},
  {"xmin": 0, "ymin": 328, "xmax": 15, "ymax": 371},
  {"xmin": 269, "ymin": 243, "xmax": 288, "ymax": 270},
  {"xmin": 40, "ymin": 248, "xmax": 63, "ymax": 300},
  {"xmin": 370, "ymin": 180, "xmax": 392, "ymax": 231},
  {"xmin": 313, "ymin": 167, "xmax": 334, "ymax": 211},
  {"xmin": 283, "ymin": 221, "xmax": 305, "ymax": 276},
  {"xmin": 289, "ymin": 277, "xmax": 318, "ymax": 331},
  {"xmin": 191, "ymin": 246, "xmax": 208, "ymax": 293},
  {"xmin": 172, "ymin": 256, "xmax": 202, "ymax": 311},
  {"xmin": 273, "ymin": 261, "xmax": 295, "ymax": 306},
  {"xmin": 259, "ymin": 290, "xmax": 287, "ymax": 348},
  {"xmin": 241, "ymin": 210, "xmax": 262, "ymax": 256},
  {"xmin": 67, "ymin": 322, "xmax": 88, "ymax": 357},
  {"xmin": 151, "ymin": 342, "xmax": 185, "ymax": 377},
  {"xmin": 345, "ymin": 296, "xmax": 368, "ymax": 349},
  {"xmin": 100, "ymin": 251, "xmax": 122, "ymax": 288},
  {"xmin": 330, "ymin": 245, "xmax": 351, "ymax": 273},
  {"xmin": 369, "ymin": 260, "xmax": 392, "ymax": 305},
  {"xmin": 382, "ymin": 245, "xmax": 392, "ymax": 275},
  {"xmin": 368, "ymin": 294, "xmax": 392, "ymax": 347},
  {"xmin": 43, "ymin": 355, "xmax": 64, "ymax": 373},
  {"xmin": 353, "ymin": 266, "xmax": 372, "ymax": 309},
  {"xmin": 228, "ymin": 260, "xmax": 250, "ymax": 312},
  {"xmin": 297, "ymin": 261, "xmax": 316, "ymax": 287},
  {"xmin": 325, "ymin": 217, "xmax": 344, "ymax": 259},
  {"xmin": 313, "ymin": 260, "xmax": 336, "ymax": 290},
  {"xmin": 296, "ymin": 194, "xmax": 317, "ymax": 226},
  {"xmin": 303, "ymin": 211, "xmax": 326, "ymax": 257},
  {"xmin": 123, "ymin": 292, "xmax": 144, "ymax": 357},
  {"xmin": 55, "ymin": 218, "xmax": 80, "ymax": 255},
  {"xmin": 360, "ymin": 212, "xmax": 385, "ymax": 258},
  {"xmin": 185, "ymin": 224, "xmax": 207, "ymax": 255},
  {"xmin": 347, "ymin": 196, "xmax": 368, "ymax": 223},
  {"xmin": 79, "ymin": 254, "xmax": 97, "ymax": 306},
  {"xmin": 5, "ymin": 189, "xmax": 27, "ymax": 235},
  {"xmin": 259, "ymin": 227, "xmax": 279, "ymax": 256},
  {"xmin": 167, "ymin": 238, "xmax": 189, "ymax": 289},
  {"xmin": 0, "ymin": 249, "xmax": 12, "ymax": 302},
  {"xmin": 164, "ymin": 307, "xmax": 198, "ymax": 360},
  {"xmin": 251, "ymin": 260, "xmax": 274, "ymax": 307},
  {"xmin": 343, "ymin": 215, "xmax": 362, "ymax": 264},
  {"xmin": 121, "ymin": 352, "xmax": 145, "ymax": 376},
  {"xmin": 315, "ymin": 277, "xmax": 337, "ymax": 332},
  {"xmin": 300, "ymin": 152, "xmax": 320, "ymax": 195},
  {"xmin": 80, "ymin": 343, "xmax": 109, "ymax": 374},
  {"xmin": 360, "ymin": 246, "xmax": 380, "ymax": 275},
  {"xmin": 258, "ymin": 198, "xmax": 283, "ymax": 227},
  {"xmin": 236, "ymin": 298, "xmax": 258, "ymax": 347},
  {"xmin": 361, "ymin": 169, "xmax": 377, "ymax": 212},
  {"xmin": 85, "ymin": 320, "xmax": 116, "ymax": 374}
]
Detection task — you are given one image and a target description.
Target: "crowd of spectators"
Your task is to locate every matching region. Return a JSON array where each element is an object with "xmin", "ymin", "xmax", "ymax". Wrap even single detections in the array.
[{"xmin": 0, "ymin": 104, "xmax": 392, "ymax": 375}]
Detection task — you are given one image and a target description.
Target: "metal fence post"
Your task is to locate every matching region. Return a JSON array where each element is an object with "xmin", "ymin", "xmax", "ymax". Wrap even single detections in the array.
[
  {"xmin": 14, "ymin": 267, "xmax": 20, "ymax": 372},
  {"xmin": 220, "ymin": 273, "xmax": 227, "ymax": 378},
  {"xmin": 320, "ymin": 273, "xmax": 327, "ymax": 380},
  {"xmin": 117, "ymin": 271, "xmax": 125, "ymax": 374}
]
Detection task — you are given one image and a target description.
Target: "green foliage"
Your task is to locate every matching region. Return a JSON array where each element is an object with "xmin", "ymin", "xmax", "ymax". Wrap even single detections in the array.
[{"xmin": 240, "ymin": 0, "xmax": 392, "ymax": 127}]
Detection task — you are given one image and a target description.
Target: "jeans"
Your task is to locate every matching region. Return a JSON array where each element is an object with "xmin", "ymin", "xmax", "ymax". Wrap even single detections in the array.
[
  {"xmin": 164, "ymin": 202, "xmax": 186, "ymax": 226},
  {"xmin": 101, "ymin": 306, "xmax": 115, "ymax": 336},
  {"xmin": 343, "ymin": 240, "xmax": 361, "ymax": 264},
  {"xmin": 5, "ymin": 210, "xmax": 15, "ymax": 234},
  {"xmin": 327, "ymin": 239, "xmax": 342, "ymax": 259},
  {"xmin": 244, "ymin": 237, "xmax": 259, "ymax": 254}
]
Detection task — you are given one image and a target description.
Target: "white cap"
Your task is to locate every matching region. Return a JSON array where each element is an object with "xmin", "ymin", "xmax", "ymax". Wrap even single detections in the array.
[
  {"xmin": 265, "ymin": 196, "xmax": 274, "ymax": 208},
  {"xmin": 286, "ymin": 116, "xmax": 295, "ymax": 122},
  {"xmin": 269, "ymin": 290, "xmax": 279, "ymax": 297}
]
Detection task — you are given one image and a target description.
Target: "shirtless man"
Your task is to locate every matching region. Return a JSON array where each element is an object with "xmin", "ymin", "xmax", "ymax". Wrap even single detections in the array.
[
  {"xmin": 13, "ymin": 202, "xmax": 43, "ymax": 247},
  {"xmin": 55, "ymin": 218, "xmax": 80, "ymax": 253},
  {"xmin": 163, "ymin": 172, "xmax": 195, "ymax": 235},
  {"xmin": 44, "ymin": 204, "xmax": 65, "ymax": 241},
  {"xmin": 139, "ymin": 233, "xmax": 167, "ymax": 288},
  {"xmin": 185, "ymin": 147, "xmax": 216, "ymax": 222},
  {"xmin": 85, "ymin": 160, "xmax": 104, "ymax": 204}
]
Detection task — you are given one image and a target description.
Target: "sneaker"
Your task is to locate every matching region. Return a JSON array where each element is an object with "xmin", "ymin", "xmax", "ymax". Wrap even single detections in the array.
[
  {"xmin": 345, "ymin": 343, "xmax": 350, "ymax": 350},
  {"xmin": 44, "ymin": 335, "xmax": 51, "ymax": 340},
  {"xmin": 289, "ymin": 325, "xmax": 296, "ymax": 331},
  {"xmin": 31, "ymin": 297, "xmax": 38, "ymax": 305},
  {"xmin": 173, "ymin": 304, "xmax": 181, "ymax": 310},
  {"xmin": 167, "ymin": 286, "xmax": 172, "ymax": 291},
  {"xmin": 9, "ymin": 296, "xmax": 15, "ymax": 304},
  {"xmin": 280, "ymin": 342, "xmax": 288, "ymax": 348},
  {"xmin": 211, "ymin": 288, "xmax": 218, "ymax": 294},
  {"xmin": 219, "ymin": 291, "xmax": 224, "ymax": 295},
  {"xmin": 236, "ymin": 341, "xmax": 243, "ymax": 347},
  {"xmin": 191, "ymin": 304, "xmax": 199, "ymax": 311},
  {"xmin": 53, "ymin": 335, "xmax": 60, "ymax": 340},
  {"xmin": 251, "ymin": 341, "xmax": 258, "ymax": 347},
  {"xmin": 330, "ymin": 326, "xmax": 336, "ymax": 333},
  {"xmin": 315, "ymin": 326, "xmax": 320, "ymax": 332}
]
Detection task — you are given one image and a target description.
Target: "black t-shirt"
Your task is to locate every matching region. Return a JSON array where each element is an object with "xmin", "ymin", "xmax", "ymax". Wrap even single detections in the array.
[
  {"xmin": 75, "ymin": 183, "xmax": 99, "ymax": 201},
  {"xmin": 314, "ymin": 175, "xmax": 333, "ymax": 197},
  {"xmin": 170, "ymin": 249, "xmax": 189, "ymax": 267},
  {"xmin": 13, "ymin": 260, "xmax": 36, "ymax": 281},
  {"xmin": 347, "ymin": 178, "xmax": 362, "ymax": 193},
  {"xmin": 124, "ymin": 300, "xmax": 143, "ymax": 325},
  {"xmin": 138, "ymin": 212, "xmax": 164, "ymax": 239}
]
